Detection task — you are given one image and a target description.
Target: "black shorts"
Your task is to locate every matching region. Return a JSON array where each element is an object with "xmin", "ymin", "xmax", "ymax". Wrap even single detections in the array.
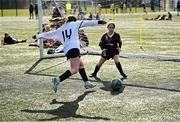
[
  {"xmin": 101, "ymin": 50, "xmax": 119, "ymax": 60},
  {"xmin": 65, "ymin": 48, "xmax": 80, "ymax": 60}
]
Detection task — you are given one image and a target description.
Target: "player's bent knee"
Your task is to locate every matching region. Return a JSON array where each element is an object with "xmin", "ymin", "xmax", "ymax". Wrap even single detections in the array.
[{"xmin": 70, "ymin": 69, "xmax": 78, "ymax": 75}]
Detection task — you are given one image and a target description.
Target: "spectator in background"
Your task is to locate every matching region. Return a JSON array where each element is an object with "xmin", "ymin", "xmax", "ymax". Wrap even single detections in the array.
[
  {"xmin": 168, "ymin": 12, "xmax": 172, "ymax": 20},
  {"xmin": 34, "ymin": 3, "xmax": 38, "ymax": 19},
  {"xmin": 73, "ymin": 5, "xmax": 77, "ymax": 15},
  {"xmin": 52, "ymin": 7, "xmax": 62, "ymax": 18},
  {"xmin": 79, "ymin": 29, "xmax": 89, "ymax": 47},
  {"xmin": 142, "ymin": 2, "xmax": 147, "ymax": 13},
  {"xmin": 128, "ymin": 2, "xmax": 132, "ymax": 14},
  {"xmin": 120, "ymin": 2, "xmax": 124, "ymax": 13},
  {"xmin": 3, "ymin": 33, "xmax": 26, "ymax": 45},
  {"xmin": 88, "ymin": 12, "xmax": 93, "ymax": 20},
  {"xmin": 79, "ymin": 6, "xmax": 82, "ymax": 13},
  {"xmin": 151, "ymin": 0, "xmax": 155, "ymax": 12},
  {"xmin": 96, "ymin": 12, "xmax": 100, "ymax": 20},
  {"xmin": 50, "ymin": 17, "xmax": 67, "ymax": 29},
  {"xmin": 29, "ymin": 2, "xmax": 34, "ymax": 19},
  {"xmin": 43, "ymin": 25, "xmax": 60, "ymax": 48},
  {"xmin": 177, "ymin": 0, "xmax": 180, "ymax": 16},
  {"xmin": 123, "ymin": 2, "xmax": 127, "ymax": 13},
  {"xmin": 144, "ymin": 12, "xmax": 172, "ymax": 21}
]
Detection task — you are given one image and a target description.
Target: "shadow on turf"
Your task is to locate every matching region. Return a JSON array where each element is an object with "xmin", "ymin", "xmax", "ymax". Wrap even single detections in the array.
[
  {"xmin": 25, "ymin": 71, "xmax": 180, "ymax": 93},
  {"xmin": 94, "ymin": 77, "xmax": 125, "ymax": 95},
  {"xmin": 123, "ymin": 83, "xmax": 180, "ymax": 92},
  {"xmin": 24, "ymin": 60, "xmax": 67, "ymax": 77},
  {"xmin": 90, "ymin": 77, "xmax": 180, "ymax": 93},
  {"xmin": 21, "ymin": 91, "xmax": 110, "ymax": 121},
  {"xmin": 69, "ymin": 77, "xmax": 125, "ymax": 95}
]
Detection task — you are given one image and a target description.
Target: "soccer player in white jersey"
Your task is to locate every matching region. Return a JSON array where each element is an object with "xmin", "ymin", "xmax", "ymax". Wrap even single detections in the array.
[{"xmin": 33, "ymin": 16, "xmax": 106, "ymax": 92}]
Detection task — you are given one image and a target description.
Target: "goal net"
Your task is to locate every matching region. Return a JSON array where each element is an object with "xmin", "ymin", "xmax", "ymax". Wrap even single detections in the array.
[{"xmin": 36, "ymin": 0, "xmax": 91, "ymax": 59}]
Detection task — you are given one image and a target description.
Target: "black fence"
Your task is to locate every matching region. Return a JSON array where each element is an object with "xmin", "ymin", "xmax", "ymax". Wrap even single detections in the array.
[
  {"xmin": 0, "ymin": 0, "xmax": 36, "ymax": 16},
  {"xmin": 0, "ymin": 0, "xmax": 178, "ymax": 16}
]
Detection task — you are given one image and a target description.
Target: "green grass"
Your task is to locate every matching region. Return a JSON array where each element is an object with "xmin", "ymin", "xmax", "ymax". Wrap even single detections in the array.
[
  {"xmin": 0, "ymin": 13, "xmax": 180, "ymax": 121},
  {"xmin": 0, "ymin": 9, "xmax": 29, "ymax": 16}
]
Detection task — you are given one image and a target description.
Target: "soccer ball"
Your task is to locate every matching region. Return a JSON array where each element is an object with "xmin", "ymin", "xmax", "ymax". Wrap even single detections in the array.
[{"xmin": 111, "ymin": 78, "xmax": 122, "ymax": 90}]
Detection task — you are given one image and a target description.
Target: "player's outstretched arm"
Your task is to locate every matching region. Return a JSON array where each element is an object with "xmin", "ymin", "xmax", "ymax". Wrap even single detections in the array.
[
  {"xmin": 32, "ymin": 30, "xmax": 59, "ymax": 40},
  {"xmin": 79, "ymin": 20, "xmax": 107, "ymax": 28}
]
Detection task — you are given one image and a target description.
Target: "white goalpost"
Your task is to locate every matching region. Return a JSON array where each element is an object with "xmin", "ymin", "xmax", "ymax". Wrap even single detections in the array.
[{"xmin": 37, "ymin": 0, "xmax": 43, "ymax": 58}]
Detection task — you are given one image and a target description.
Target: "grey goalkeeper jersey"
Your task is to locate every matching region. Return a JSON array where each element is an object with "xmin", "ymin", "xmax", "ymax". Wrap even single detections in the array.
[{"xmin": 36, "ymin": 20, "xmax": 98, "ymax": 54}]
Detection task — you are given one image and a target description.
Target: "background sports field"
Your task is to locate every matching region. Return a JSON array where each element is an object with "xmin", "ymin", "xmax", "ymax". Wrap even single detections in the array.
[{"xmin": 0, "ymin": 12, "xmax": 180, "ymax": 121}]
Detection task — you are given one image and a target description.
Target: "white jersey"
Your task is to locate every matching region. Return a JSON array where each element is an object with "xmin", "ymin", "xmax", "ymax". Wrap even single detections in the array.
[{"xmin": 36, "ymin": 20, "xmax": 99, "ymax": 54}]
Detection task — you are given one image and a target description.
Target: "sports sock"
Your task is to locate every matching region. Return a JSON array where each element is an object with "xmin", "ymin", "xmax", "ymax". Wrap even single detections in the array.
[
  {"xmin": 116, "ymin": 62, "xmax": 125, "ymax": 75},
  {"xmin": 93, "ymin": 65, "xmax": 100, "ymax": 75},
  {"xmin": 59, "ymin": 70, "xmax": 71, "ymax": 82},
  {"xmin": 79, "ymin": 68, "xmax": 88, "ymax": 82}
]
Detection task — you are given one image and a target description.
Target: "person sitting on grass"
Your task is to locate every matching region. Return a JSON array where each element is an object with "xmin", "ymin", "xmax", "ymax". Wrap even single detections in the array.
[
  {"xmin": 79, "ymin": 29, "xmax": 89, "ymax": 47},
  {"xmin": 49, "ymin": 17, "xmax": 67, "ymax": 29},
  {"xmin": 144, "ymin": 12, "xmax": 172, "ymax": 21},
  {"xmin": 155, "ymin": 12, "xmax": 172, "ymax": 21},
  {"xmin": 167, "ymin": 12, "xmax": 172, "ymax": 20},
  {"xmin": 3, "ymin": 33, "xmax": 26, "ymax": 45}
]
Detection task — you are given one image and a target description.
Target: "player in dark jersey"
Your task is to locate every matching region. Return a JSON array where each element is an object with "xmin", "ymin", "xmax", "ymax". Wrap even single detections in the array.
[{"xmin": 90, "ymin": 22, "xmax": 127, "ymax": 79}]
